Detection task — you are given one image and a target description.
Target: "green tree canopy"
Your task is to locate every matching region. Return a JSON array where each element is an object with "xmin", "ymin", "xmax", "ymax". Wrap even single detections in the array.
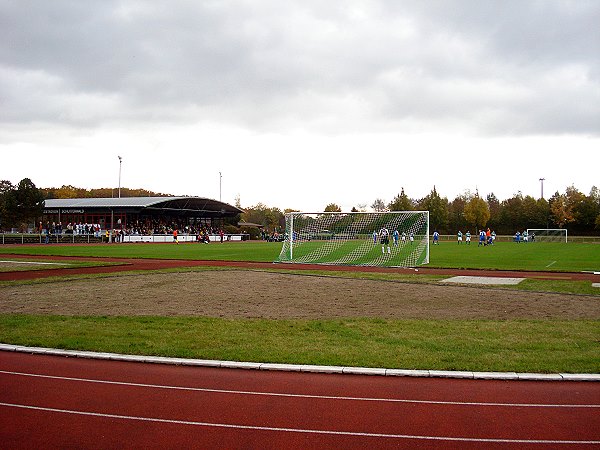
[
  {"xmin": 464, "ymin": 195, "xmax": 490, "ymax": 231},
  {"xmin": 418, "ymin": 186, "xmax": 448, "ymax": 232},
  {"xmin": 324, "ymin": 203, "xmax": 342, "ymax": 212},
  {"xmin": 388, "ymin": 188, "xmax": 413, "ymax": 211}
]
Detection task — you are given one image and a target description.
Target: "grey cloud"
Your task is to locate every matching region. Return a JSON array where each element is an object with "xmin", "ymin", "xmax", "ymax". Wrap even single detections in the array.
[{"xmin": 1, "ymin": 0, "xmax": 598, "ymax": 135}]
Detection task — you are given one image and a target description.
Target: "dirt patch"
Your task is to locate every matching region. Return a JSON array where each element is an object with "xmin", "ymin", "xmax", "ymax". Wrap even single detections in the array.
[{"xmin": 0, "ymin": 270, "xmax": 598, "ymax": 319}]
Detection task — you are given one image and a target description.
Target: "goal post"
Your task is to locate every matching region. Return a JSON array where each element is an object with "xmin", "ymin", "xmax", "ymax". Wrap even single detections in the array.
[
  {"xmin": 526, "ymin": 228, "xmax": 568, "ymax": 243},
  {"xmin": 276, "ymin": 211, "xmax": 429, "ymax": 267}
]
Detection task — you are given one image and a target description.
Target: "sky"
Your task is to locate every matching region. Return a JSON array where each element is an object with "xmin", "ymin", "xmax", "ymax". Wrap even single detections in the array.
[{"xmin": 1, "ymin": 0, "xmax": 599, "ymax": 212}]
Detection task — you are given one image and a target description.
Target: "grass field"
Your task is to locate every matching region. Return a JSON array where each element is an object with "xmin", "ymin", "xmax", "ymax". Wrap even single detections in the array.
[
  {"xmin": 0, "ymin": 240, "xmax": 599, "ymax": 373},
  {"xmin": 0, "ymin": 240, "xmax": 599, "ymax": 272}
]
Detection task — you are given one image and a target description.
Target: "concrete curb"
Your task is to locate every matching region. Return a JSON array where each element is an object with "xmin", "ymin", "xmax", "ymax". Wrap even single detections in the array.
[{"xmin": 1, "ymin": 344, "xmax": 599, "ymax": 381}]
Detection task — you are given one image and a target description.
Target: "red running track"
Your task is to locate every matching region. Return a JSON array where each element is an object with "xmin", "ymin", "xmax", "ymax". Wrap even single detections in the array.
[
  {"xmin": 1, "ymin": 352, "xmax": 599, "ymax": 449},
  {"xmin": 1, "ymin": 253, "xmax": 599, "ymax": 282}
]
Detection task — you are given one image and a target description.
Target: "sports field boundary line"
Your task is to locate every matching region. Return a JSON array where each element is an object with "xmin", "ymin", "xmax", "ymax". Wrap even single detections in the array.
[{"xmin": 1, "ymin": 344, "xmax": 598, "ymax": 382}]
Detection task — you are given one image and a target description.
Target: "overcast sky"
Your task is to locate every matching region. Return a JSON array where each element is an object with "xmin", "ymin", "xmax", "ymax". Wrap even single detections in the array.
[{"xmin": 1, "ymin": 0, "xmax": 599, "ymax": 211}]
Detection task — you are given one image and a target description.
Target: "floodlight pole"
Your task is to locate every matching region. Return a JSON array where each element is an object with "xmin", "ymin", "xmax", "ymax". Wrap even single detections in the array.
[
  {"xmin": 118, "ymin": 156, "xmax": 123, "ymax": 198},
  {"xmin": 219, "ymin": 171, "xmax": 222, "ymax": 202},
  {"xmin": 539, "ymin": 177, "xmax": 545, "ymax": 200}
]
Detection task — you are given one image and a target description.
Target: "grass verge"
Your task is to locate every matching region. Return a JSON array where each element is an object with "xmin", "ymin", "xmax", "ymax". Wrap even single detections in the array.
[{"xmin": 1, "ymin": 315, "xmax": 598, "ymax": 373}]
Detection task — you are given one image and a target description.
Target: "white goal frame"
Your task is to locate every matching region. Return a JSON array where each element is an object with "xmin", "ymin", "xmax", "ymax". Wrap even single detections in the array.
[
  {"xmin": 276, "ymin": 211, "xmax": 430, "ymax": 267},
  {"xmin": 526, "ymin": 228, "xmax": 568, "ymax": 243}
]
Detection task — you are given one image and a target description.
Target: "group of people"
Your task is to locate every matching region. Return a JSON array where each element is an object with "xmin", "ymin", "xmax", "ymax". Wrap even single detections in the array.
[
  {"xmin": 171, "ymin": 227, "xmax": 225, "ymax": 244},
  {"xmin": 126, "ymin": 219, "xmax": 221, "ymax": 237},
  {"xmin": 39, "ymin": 221, "xmax": 103, "ymax": 237},
  {"xmin": 514, "ymin": 230, "xmax": 534, "ymax": 243},
  {"xmin": 431, "ymin": 229, "xmax": 497, "ymax": 246},
  {"xmin": 375, "ymin": 228, "xmax": 415, "ymax": 254}
]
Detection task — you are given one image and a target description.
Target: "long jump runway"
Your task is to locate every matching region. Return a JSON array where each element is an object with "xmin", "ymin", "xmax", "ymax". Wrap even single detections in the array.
[{"xmin": 1, "ymin": 352, "xmax": 599, "ymax": 449}]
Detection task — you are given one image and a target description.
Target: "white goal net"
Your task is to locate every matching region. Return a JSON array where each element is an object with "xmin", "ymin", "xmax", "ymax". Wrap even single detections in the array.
[
  {"xmin": 276, "ymin": 211, "xmax": 429, "ymax": 267},
  {"xmin": 526, "ymin": 228, "xmax": 568, "ymax": 243}
]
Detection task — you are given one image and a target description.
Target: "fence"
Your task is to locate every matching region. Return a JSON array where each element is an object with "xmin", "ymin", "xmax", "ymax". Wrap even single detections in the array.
[
  {"xmin": 0, "ymin": 233, "xmax": 597, "ymax": 245},
  {"xmin": 0, "ymin": 233, "xmax": 251, "ymax": 244}
]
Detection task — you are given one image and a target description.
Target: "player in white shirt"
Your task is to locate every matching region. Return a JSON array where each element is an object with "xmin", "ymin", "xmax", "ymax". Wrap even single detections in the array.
[{"xmin": 379, "ymin": 227, "xmax": 391, "ymax": 254}]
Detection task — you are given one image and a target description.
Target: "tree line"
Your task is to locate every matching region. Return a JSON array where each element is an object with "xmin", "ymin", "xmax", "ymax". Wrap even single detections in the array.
[
  {"xmin": 1, "ymin": 179, "xmax": 599, "ymax": 236},
  {"xmin": 0, "ymin": 181, "xmax": 169, "ymax": 232},
  {"xmin": 243, "ymin": 185, "xmax": 600, "ymax": 236}
]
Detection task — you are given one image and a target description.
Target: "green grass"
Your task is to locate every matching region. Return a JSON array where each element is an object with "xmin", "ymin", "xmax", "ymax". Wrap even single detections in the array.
[
  {"xmin": 1, "ymin": 240, "xmax": 599, "ymax": 373},
  {"xmin": 0, "ymin": 241, "xmax": 279, "ymax": 262},
  {"xmin": 429, "ymin": 241, "xmax": 600, "ymax": 272},
  {"xmin": 0, "ymin": 315, "xmax": 597, "ymax": 373},
  {"xmin": 0, "ymin": 240, "xmax": 598, "ymax": 272}
]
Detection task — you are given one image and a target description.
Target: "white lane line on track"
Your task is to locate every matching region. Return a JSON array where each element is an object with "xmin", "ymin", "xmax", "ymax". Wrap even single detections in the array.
[
  {"xmin": 0, "ymin": 402, "xmax": 598, "ymax": 445},
  {"xmin": 1, "ymin": 370, "xmax": 597, "ymax": 409},
  {"xmin": 0, "ymin": 260, "xmax": 69, "ymax": 265}
]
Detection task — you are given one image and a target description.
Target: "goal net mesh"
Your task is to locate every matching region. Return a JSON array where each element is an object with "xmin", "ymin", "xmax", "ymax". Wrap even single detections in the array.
[
  {"xmin": 526, "ymin": 229, "xmax": 568, "ymax": 243},
  {"xmin": 276, "ymin": 211, "xmax": 429, "ymax": 267}
]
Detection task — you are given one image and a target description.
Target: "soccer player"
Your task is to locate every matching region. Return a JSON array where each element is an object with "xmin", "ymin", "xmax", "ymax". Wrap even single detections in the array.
[
  {"xmin": 173, "ymin": 228, "xmax": 179, "ymax": 244},
  {"xmin": 409, "ymin": 232, "xmax": 414, "ymax": 245},
  {"xmin": 393, "ymin": 229, "xmax": 399, "ymax": 247},
  {"xmin": 478, "ymin": 229, "xmax": 485, "ymax": 246},
  {"xmin": 401, "ymin": 231, "xmax": 407, "ymax": 244},
  {"xmin": 379, "ymin": 227, "xmax": 391, "ymax": 254},
  {"xmin": 457, "ymin": 230, "xmax": 463, "ymax": 244},
  {"xmin": 373, "ymin": 230, "xmax": 378, "ymax": 244},
  {"xmin": 465, "ymin": 231, "xmax": 471, "ymax": 244},
  {"xmin": 433, "ymin": 230, "xmax": 439, "ymax": 245}
]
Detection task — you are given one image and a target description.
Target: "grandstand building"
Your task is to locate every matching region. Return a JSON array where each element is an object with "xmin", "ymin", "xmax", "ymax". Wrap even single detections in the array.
[{"xmin": 42, "ymin": 197, "xmax": 242, "ymax": 233}]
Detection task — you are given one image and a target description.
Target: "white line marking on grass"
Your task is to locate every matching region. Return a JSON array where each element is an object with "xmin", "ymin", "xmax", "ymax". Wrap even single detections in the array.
[
  {"xmin": 546, "ymin": 261, "xmax": 557, "ymax": 268},
  {"xmin": 0, "ymin": 402, "xmax": 598, "ymax": 445},
  {"xmin": 1, "ymin": 370, "xmax": 597, "ymax": 408}
]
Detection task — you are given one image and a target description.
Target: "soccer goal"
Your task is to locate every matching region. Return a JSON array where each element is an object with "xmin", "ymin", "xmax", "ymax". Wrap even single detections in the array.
[
  {"xmin": 526, "ymin": 228, "xmax": 568, "ymax": 243},
  {"xmin": 276, "ymin": 211, "xmax": 429, "ymax": 267}
]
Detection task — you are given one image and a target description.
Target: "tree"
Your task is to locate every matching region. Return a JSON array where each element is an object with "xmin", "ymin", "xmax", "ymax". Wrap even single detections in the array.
[
  {"xmin": 417, "ymin": 186, "xmax": 448, "ymax": 233},
  {"xmin": 567, "ymin": 185, "xmax": 596, "ymax": 233},
  {"xmin": 464, "ymin": 195, "xmax": 490, "ymax": 231},
  {"xmin": 241, "ymin": 203, "xmax": 284, "ymax": 232},
  {"xmin": 498, "ymin": 192, "xmax": 524, "ymax": 233},
  {"xmin": 324, "ymin": 203, "xmax": 341, "ymax": 212},
  {"xmin": 371, "ymin": 198, "xmax": 387, "ymax": 212},
  {"xmin": 448, "ymin": 192, "xmax": 470, "ymax": 232},
  {"xmin": 486, "ymin": 193, "xmax": 502, "ymax": 231},
  {"xmin": 388, "ymin": 188, "xmax": 413, "ymax": 211},
  {"xmin": 0, "ymin": 180, "xmax": 15, "ymax": 231},
  {"xmin": 549, "ymin": 192, "xmax": 574, "ymax": 228},
  {"xmin": 10, "ymin": 178, "xmax": 44, "ymax": 231}
]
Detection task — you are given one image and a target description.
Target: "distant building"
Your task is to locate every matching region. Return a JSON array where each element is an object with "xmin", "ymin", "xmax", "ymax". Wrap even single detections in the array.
[{"xmin": 43, "ymin": 197, "xmax": 242, "ymax": 232}]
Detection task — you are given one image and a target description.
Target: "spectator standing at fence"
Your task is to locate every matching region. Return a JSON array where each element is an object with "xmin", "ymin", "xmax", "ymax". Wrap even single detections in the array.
[{"xmin": 219, "ymin": 229, "xmax": 224, "ymax": 243}]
